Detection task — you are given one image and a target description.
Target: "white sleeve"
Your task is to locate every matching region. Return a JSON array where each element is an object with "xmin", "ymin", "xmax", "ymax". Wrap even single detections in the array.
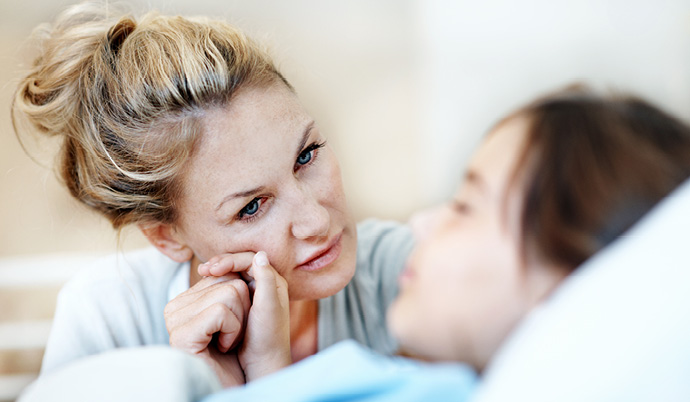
[
  {"xmin": 23, "ymin": 347, "xmax": 221, "ymax": 402},
  {"xmin": 40, "ymin": 280, "xmax": 117, "ymax": 374},
  {"xmin": 40, "ymin": 248, "xmax": 179, "ymax": 374}
]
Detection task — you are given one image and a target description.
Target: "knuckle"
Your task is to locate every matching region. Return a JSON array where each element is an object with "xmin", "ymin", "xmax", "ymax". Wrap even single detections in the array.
[
  {"xmin": 211, "ymin": 283, "xmax": 238, "ymax": 300},
  {"xmin": 209, "ymin": 302, "xmax": 231, "ymax": 318},
  {"xmin": 165, "ymin": 314, "xmax": 182, "ymax": 332},
  {"xmin": 168, "ymin": 331, "xmax": 183, "ymax": 348},
  {"xmin": 232, "ymin": 280, "xmax": 250, "ymax": 296},
  {"xmin": 163, "ymin": 303, "xmax": 175, "ymax": 317}
]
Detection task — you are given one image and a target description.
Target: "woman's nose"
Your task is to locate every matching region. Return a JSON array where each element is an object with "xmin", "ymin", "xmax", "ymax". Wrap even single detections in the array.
[{"xmin": 290, "ymin": 189, "xmax": 330, "ymax": 240}]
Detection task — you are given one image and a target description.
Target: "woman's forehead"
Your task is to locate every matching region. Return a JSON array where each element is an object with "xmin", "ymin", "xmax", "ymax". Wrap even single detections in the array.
[
  {"xmin": 203, "ymin": 85, "xmax": 308, "ymax": 136},
  {"xmin": 181, "ymin": 85, "xmax": 315, "ymax": 192}
]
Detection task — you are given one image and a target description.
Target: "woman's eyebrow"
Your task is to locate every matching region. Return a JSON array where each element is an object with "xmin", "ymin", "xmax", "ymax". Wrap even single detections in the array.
[
  {"xmin": 294, "ymin": 121, "xmax": 316, "ymax": 159},
  {"xmin": 215, "ymin": 186, "xmax": 266, "ymax": 212},
  {"xmin": 214, "ymin": 121, "xmax": 317, "ymax": 213}
]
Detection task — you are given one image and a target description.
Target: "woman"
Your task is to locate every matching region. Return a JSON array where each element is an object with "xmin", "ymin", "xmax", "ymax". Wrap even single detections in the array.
[{"xmin": 12, "ymin": 3, "xmax": 413, "ymax": 386}]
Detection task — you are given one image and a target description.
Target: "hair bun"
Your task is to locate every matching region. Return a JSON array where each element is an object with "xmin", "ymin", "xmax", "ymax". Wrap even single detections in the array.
[{"xmin": 13, "ymin": 3, "xmax": 287, "ymax": 230}]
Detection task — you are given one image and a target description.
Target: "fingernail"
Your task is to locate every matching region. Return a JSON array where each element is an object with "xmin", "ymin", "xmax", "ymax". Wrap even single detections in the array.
[{"xmin": 255, "ymin": 251, "xmax": 269, "ymax": 267}]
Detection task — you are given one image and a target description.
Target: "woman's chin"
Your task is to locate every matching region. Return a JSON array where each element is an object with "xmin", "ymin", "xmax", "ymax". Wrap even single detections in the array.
[{"xmin": 287, "ymin": 263, "xmax": 356, "ymax": 301}]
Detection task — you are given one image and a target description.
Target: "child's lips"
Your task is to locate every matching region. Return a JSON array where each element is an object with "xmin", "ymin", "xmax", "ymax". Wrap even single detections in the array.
[{"xmin": 398, "ymin": 266, "xmax": 416, "ymax": 288}]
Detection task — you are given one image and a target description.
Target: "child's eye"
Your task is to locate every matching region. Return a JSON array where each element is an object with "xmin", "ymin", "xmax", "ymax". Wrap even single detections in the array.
[
  {"xmin": 452, "ymin": 200, "xmax": 472, "ymax": 215},
  {"xmin": 295, "ymin": 141, "xmax": 326, "ymax": 170}
]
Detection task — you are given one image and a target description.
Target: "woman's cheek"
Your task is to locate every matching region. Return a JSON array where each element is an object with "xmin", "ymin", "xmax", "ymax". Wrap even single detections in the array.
[
  {"xmin": 318, "ymin": 152, "xmax": 346, "ymax": 201},
  {"xmin": 243, "ymin": 231, "xmax": 291, "ymax": 275}
]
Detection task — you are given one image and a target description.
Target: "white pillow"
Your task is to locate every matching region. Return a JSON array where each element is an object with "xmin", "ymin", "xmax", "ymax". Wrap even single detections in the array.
[
  {"xmin": 19, "ymin": 346, "xmax": 221, "ymax": 402},
  {"xmin": 473, "ymin": 178, "xmax": 690, "ymax": 402}
]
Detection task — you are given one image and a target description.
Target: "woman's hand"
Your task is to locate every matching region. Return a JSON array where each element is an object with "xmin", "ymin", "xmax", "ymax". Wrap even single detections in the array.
[
  {"xmin": 238, "ymin": 252, "xmax": 292, "ymax": 382},
  {"xmin": 195, "ymin": 251, "xmax": 292, "ymax": 382},
  {"xmin": 164, "ymin": 272, "xmax": 251, "ymax": 387},
  {"xmin": 198, "ymin": 252, "xmax": 256, "ymax": 278}
]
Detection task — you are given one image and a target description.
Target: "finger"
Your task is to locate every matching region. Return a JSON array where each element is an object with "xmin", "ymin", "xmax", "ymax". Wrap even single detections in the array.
[
  {"xmin": 169, "ymin": 303, "xmax": 242, "ymax": 354},
  {"xmin": 239, "ymin": 270, "xmax": 257, "ymax": 296},
  {"xmin": 250, "ymin": 251, "xmax": 288, "ymax": 312},
  {"xmin": 198, "ymin": 252, "xmax": 256, "ymax": 277},
  {"xmin": 218, "ymin": 329, "xmax": 243, "ymax": 353},
  {"xmin": 166, "ymin": 279, "xmax": 250, "ymax": 334},
  {"xmin": 165, "ymin": 274, "xmax": 244, "ymax": 317},
  {"xmin": 194, "ymin": 278, "xmax": 251, "ymax": 326}
]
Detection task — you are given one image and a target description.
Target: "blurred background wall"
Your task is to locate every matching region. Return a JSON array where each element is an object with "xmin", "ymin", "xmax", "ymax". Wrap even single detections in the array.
[
  {"xmin": 0, "ymin": 0, "xmax": 423, "ymax": 257},
  {"xmin": 1, "ymin": 0, "xmax": 689, "ymax": 400},
  {"xmin": 2, "ymin": 0, "xmax": 690, "ymax": 257}
]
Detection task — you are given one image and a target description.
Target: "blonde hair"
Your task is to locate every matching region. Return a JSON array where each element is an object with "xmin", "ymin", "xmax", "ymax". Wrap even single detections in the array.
[{"xmin": 12, "ymin": 2, "xmax": 289, "ymax": 229}]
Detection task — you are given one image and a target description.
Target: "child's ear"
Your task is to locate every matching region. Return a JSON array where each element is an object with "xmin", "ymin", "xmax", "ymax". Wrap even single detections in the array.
[{"xmin": 138, "ymin": 223, "xmax": 194, "ymax": 263}]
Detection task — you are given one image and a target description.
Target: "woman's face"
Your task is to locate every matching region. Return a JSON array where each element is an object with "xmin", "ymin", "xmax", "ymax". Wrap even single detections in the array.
[
  {"xmin": 387, "ymin": 117, "xmax": 565, "ymax": 370},
  {"xmin": 173, "ymin": 83, "xmax": 356, "ymax": 301}
]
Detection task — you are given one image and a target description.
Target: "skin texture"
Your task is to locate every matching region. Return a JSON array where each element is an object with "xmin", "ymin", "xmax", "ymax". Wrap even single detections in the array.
[
  {"xmin": 173, "ymin": 82, "xmax": 357, "ymax": 301},
  {"xmin": 387, "ymin": 117, "xmax": 567, "ymax": 372},
  {"xmin": 143, "ymin": 82, "xmax": 358, "ymax": 386},
  {"xmin": 164, "ymin": 252, "xmax": 290, "ymax": 385}
]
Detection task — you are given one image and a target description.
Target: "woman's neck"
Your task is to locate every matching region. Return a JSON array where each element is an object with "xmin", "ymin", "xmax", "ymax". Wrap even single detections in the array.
[
  {"xmin": 288, "ymin": 299, "xmax": 319, "ymax": 362},
  {"xmin": 189, "ymin": 256, "xmax": 203, "ymax": 287}
]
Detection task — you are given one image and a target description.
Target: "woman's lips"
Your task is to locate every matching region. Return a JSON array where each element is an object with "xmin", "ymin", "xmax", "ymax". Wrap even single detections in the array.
[{"xmin": 296, "ymin": 232, "xmax": 343, "ymax": 272}]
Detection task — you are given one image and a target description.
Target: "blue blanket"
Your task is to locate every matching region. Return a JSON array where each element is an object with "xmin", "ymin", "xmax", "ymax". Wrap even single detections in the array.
[{"xmin": 202, "ymin": 340, "xmax": 477, "ymax": 402}]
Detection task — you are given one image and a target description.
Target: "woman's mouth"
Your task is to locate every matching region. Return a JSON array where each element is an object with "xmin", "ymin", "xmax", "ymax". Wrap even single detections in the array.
[{"xmin": 296, "ymin": 232, "xmax": 343, "ymax": 272}]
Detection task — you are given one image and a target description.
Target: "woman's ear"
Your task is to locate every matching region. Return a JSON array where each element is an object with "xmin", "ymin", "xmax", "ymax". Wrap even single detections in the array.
[{"xmin": 138, "ymin": 223, "xmax": 194, "ymax": 263}]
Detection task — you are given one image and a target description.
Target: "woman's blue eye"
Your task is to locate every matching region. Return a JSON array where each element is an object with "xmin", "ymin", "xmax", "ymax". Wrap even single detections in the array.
[
  {"xmin": 239, "ymin": 198, "xmax": 260, "ymax": 217},
  {"xmin": 296, "ymin": 149, "xmax": 313, "ymax": 165},
  {"xmin": 295, "ymin": 141, "xmax": 326, "ymax": 170}
]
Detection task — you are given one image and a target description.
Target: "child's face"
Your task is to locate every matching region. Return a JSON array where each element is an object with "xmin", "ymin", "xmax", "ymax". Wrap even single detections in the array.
[{"xmin": 387, "ymin": 117, "xmax": 565, "ymax": 371}]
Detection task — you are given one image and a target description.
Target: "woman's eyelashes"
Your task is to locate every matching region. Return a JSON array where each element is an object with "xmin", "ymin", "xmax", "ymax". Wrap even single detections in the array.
[
  {"xmin": 294, "ymin": 141, "xmax": 326, "ymax": 171},
  {"xmin": 234, "ymin": 141, "xmax": 326, "ymax": 224},
  {"xmin": 237, "ymin": 197, "xmax": 268, "ymax": 222}
]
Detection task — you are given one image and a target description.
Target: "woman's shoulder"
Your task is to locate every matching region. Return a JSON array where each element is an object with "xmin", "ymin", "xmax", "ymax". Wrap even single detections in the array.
[
  {"xmin": 355, "ymin": 218, "xmax": 414, "ymax": 257},
  {"xmin": 354, "ymin": 218, "xmax": 414, "ymax": 276},
  {"xmin": 356, "ymin": 218, "xmax": 410, "ymax": 239},
  {"xmin": 59, "ymin": 247, "xmax": 185, "ymax": 302},
  {"xmin": 42, "ymin": 247, "xmax": 184, "ymax": 373}
]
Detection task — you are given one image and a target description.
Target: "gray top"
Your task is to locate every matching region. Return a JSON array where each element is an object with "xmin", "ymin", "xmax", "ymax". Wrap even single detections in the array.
[
  {"xmin": 318, "ymin": 219, "xmax": 414, "ymax": 355},
  {"xmin": 41, "ymin": 219, "xmax": 413, "ymax": 374}
]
